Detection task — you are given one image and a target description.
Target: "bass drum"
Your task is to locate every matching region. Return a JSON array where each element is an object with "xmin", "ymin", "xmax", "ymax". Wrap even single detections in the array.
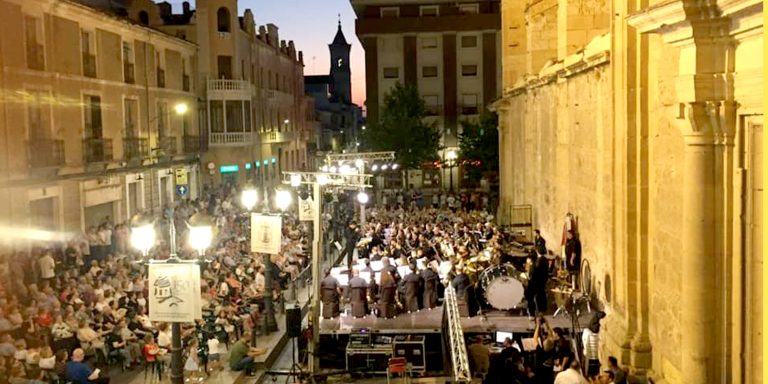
[{"xmin": 480, "ymin": 264, "xmax": 525, "ymax": 310}]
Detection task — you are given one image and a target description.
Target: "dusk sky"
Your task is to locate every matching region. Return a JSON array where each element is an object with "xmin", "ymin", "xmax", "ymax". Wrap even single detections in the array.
[{"xmin": 167, "ymin": 1, "xmax": 367, "ymax": 106}]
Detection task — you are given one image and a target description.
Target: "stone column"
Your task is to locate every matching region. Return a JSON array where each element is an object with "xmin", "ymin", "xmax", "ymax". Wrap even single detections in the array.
[{"xmin": 679, "ymin": 103, "xmax": 718, "ymax": 383}]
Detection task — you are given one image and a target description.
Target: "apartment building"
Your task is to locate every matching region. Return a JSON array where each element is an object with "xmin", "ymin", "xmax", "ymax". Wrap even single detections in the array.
[
  {"xmin": 351, "ymin": 0, "xmax": 501, "ymax": 188},
  {"xmin": 0, "ymin": 0, "xmax": 201, "ymax": 233},
  {"xmin": 124, "ymin": 0, "xmax": 313, "ymax": 186}
]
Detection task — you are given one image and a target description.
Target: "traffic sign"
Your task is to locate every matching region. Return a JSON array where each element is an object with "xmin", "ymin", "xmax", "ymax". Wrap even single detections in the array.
[
  {"xmin": 174, "ymin": 168, "xmax": 188, "ymax": 185},
  {"xmin": 176, "ymin": 185, "xmax": 188, "ymax": 196}
]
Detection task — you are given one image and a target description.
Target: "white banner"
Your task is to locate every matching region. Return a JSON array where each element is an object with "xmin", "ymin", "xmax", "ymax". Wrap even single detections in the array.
[
  {"xmin": 251, "ymin": 214, "xmax": 282, "ymax": 254},
  {"xmin": 299, "ymin": 197, "xmax": 315, "ymax": 221},
  {"xmin": 148, "ymin": 263, "xmax": 202, "ymax": 323}
]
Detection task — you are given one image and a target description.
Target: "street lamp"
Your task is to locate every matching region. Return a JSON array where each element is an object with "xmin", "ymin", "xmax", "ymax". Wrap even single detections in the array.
[
  {"xmin": 357, "ymin": 191, "xmax": 369, "ymax": 204},
  {"xmin": 129, "ymin": 213, "xmax": 155, "ymax": 257},
  {"xmin": 174, "ymin": 102, "xmax": 189, "ymax": 115},
  {"xmin": 446, "ymin": 149, "xmax": 458, "ymax": 192},
  {"xmin": 275, "ymin": 189, "xmax": 293, "ymax": 211},
  {"xmin": 188, "ymin": 212, "xmax": 215, "ymax": 257},
  {"xmin": 241, "ymin": 185, "xmax": 258, "ymax": 211},
  {"xmin": 130, "ymin": 209, "xmax": 212, "ymax": 384}
]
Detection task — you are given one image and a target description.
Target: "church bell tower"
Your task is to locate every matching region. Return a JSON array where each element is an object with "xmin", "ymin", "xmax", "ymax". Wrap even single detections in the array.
[{"xmin": 329, "ymin": 19, "xmax": 352, "ymax": 104}]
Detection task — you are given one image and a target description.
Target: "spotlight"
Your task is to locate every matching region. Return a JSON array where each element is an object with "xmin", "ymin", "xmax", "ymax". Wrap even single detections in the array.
[
  {"xmin": 329, "ymin": 166, "xmax": 337, "ymax": 173},
  {"xmin": 382, "ymin": 164, "xmax": 389, "ymax": 170},
  {"xmin": 392, "ymin": 163, "xmax": 399, "ymax": 170},
  {"xmin": 290, "ymin": 174, "xmax": 301, "ymax": 187},
  {"xmin": 355, "ymin": 159, "xmax": 364, "ymax": 169},
  {"xmin": 316, "ymin": 174, "xmax": 329, "ymax": 185},
  {"xmin": 321, "ymin": 165, "xmax": 328, "ymax": 172},
  {"xmin": 371, "ymin": 164, "xmax": 379, "ymax": 172},
  {"xmin": 357, "ymin": 191, "xmax": 369, "ymax": 204}
]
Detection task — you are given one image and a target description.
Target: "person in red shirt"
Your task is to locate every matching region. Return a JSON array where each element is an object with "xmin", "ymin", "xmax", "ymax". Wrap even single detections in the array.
[{"xmin": 36, "ymin": 308, "xmax": 53, "ymax": 328}]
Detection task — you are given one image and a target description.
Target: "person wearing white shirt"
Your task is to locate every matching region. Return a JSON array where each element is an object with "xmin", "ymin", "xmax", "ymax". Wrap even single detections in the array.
[
  {"xmin": 554, "ymin": 361, "xmax": 589, "ymax": 384},
  {"xmin": 38, "ymin": 253, "xmax": 56, "ymax": 281}
]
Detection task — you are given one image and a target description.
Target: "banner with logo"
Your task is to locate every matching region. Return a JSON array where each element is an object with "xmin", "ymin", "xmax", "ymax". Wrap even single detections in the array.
[
  {"xmin": 299, "ymin": 197, "xmax": 315, "ymax": 221},
  {"xmin": 148, "ymin": 263, "xmax": 202, "ymax": 323},
  {"xmin": 251, "ymin": 214, "xmax": 282, "ymax": 254}
]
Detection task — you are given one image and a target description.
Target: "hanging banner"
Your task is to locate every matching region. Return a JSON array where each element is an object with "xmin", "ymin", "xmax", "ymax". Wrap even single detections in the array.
[
  {"xmin": 148, "ymin": 263, "xmax": 202, "ymax": 323},
  {"xmin": 251, "ymin": 214, "xmax": 282, "ymax": 254},
  {"xmin": 299, "ymin": 197, "xmax": 315, "ymax": 221}
]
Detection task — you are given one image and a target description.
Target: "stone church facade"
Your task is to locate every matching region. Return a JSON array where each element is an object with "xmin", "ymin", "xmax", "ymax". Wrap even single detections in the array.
[{"xmin": 493, "ymin": 1, "xmax": 763, "ymax": 383}]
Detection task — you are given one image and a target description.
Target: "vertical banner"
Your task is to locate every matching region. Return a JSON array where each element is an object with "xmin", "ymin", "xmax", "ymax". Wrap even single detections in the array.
[
  {"xmin": 148, "ymin": 263, "xmax": 202, "ymax": 322},
  {"xmin": 299, "ymin": 197, "xmax": 315, "ymax": 221},
  {"xmin": 251, "ymin": 214, "xmax": 282, "ymax": 254}
]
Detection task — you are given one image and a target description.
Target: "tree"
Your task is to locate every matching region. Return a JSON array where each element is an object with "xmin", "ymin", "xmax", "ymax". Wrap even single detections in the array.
[
  {"xmin": 362, "ymin": 83, "xmax": 441, "ymax": 174},
  {"xmin": 458, "ymin": 111, "xmax": 499, "ymax": 184}
]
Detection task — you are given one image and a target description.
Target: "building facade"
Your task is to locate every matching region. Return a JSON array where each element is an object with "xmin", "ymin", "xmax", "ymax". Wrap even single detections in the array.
[
  {"xmin": 0, "ymin": 0, "xmax": 201, "ymax": 234},
  {"xmin": 305, "ymin": 22, "xmax": 363, "ymax": 154},
  {"xmin": 125, "ymin": 0, "xmax": 313, "ymax": 187},
  {"xmin": 493, "ymin": 1, "xmax": 763, "ymax": 383},
  {"xmin": 351, "ymin": 0, "xmax": 501, "ymax": 189}
]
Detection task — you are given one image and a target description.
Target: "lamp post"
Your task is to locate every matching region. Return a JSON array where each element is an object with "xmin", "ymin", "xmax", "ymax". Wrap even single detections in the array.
[
  {"xmin": 130, "ymin": 209, "xmax": 212, "ymax": 384},
  {"xmin": 446, "ymin": 149, "xmax": 458, "ymax": 193},
  {"xmin": 241, "ymin": 184, "xmax": 281, "ymax": 338}
]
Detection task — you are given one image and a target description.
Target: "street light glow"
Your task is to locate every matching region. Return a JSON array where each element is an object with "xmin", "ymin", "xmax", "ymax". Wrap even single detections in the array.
[
  {"xmin": 130, "ymin": 224, "xmax": 156, "ymax": 255},
  {"xmin": 290, "ymin": 174, "xmax": 302, "ymax": 187},
  {"xmin": 241, "ymin": 188, "xmax": 258, "ymax": 211},
  {"xmin": 276, "ymin": 189, "xmax": 292, "ymax": 211},
  {"xmin": 174, "ymin": 103, "xmax": 189, "ymax": 115},
  {"xmin": 357, "ymin": 191, "xmax": 369, "ymax": 204},
  {"xmin": 447, "ymin": 149, "xmax": 458, "ymax": 160},
  {"xmin": 188, "ymin": 212, "xmax": 215, "ymax": 255}
]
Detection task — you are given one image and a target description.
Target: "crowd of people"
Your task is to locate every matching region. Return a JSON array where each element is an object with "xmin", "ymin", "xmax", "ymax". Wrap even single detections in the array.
[{"xmin": 0, "ymin": 184, "xmax": 310, "ymax": 384}]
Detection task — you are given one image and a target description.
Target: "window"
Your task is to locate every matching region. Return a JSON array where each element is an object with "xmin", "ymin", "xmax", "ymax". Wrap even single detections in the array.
[
  {"xmin": 383, "ymin": 67, "xmax": 399, "ymax": 79},
  {"xmin": 83, "ymin": 95, "xmax": 102, "ymax": 139},
  {"xmin": 123, "ymin": 99, "xmax": 139, "ymax": 138},
  {"xmin": 461, "ymin": 35, "xmax": 478, "ymax": 48},
  {"xmin": 459, "ymin": 4, "xmax": 479, "ymax": 14},
  {"xmin": 423, "ymin": 95, "xmax": 439, "ymax": 116},
  {"xmin": 422, "ymin": 66, "xmax": 438, "ymax": 78},
  {"xmin": 461, "ymin": 94, "xmax": 479, "ymax": 115},
  {"xmin": 217, "ymin": 7, "xmax": 231, "ymax": 32},
  {"xmin": 420, "ymin": 6, "xmax": 439, "ymax": 16},
  {"xmin": 157, "ymin": 101, "xmax": 168, "ymax": 138},
  {"xmin": 156, "ymin": 51, "xmax": 165, "ymax": 88},
  {"xmin": 380, "ymin": 7, "xmax": 399, "ymax": 18},
  {"xmin": 421, "ymin": 37, "xmax": 438, "ymax": 49},
  {"xmin": 25, "ymin": 17, "xmax": 44, "ymax": 70},
  {"xmin": 81, "ymin": 30, "xmax": 96, "ymax": 77},
  {"xmin": 138, "ymin": 11, "xmax": 149, "ymax": 25},
  {"xmin": 461, "ymin": 64, "xmax": 478, "ymax": 77},
  {"xmin": 123, "ymin": 42, "xmax": 135, "ymax": 83},
  {"xmin": 226, "ymin": 100, "xmax": 244, "ymax": 132},
  {"xmin": 210, "ymin": 101, "xmax": 224, "ymax": 133},
  {"xmin": 27, "ymin": 90, "xmax": 50, "ymax": 139}
]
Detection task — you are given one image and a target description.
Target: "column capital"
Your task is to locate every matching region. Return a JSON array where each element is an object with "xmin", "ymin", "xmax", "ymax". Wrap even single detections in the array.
[{"xmin": 681, "ymin": 100, "xmax": 737, "ymax": 145}]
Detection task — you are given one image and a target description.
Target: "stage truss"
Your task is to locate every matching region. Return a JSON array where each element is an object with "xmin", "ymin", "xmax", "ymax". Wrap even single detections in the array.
[{"xmin": 444, "ymin": 285, "xmax": 471, "ymax": 383}]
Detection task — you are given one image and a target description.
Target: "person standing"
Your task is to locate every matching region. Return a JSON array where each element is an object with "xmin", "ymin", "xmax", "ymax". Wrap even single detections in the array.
[
  {"xmin": 320, "ymin": 270, "xmax": 341, "ymax": 319},
  {"xmin": 347, "ymin": 269, "xmax": 368, "ymax": 318},
  {"xmin": 565, "ymin": 230, "xmax": 582, "ymax": 288},
  {"xmin": 582, "ymin": 311, "xmax": 606, "ymax": 378},
  {"xmin": 534, "ymin": 229, "xmax": 547, "ymax": 256},
  {"xmin": 400, "ymin": 265, "xmax": 421, "ymax": 313},
  {"xmin": 378, "ymin": 271, "xmax": 398, "ymax": 319},
  {"xmin": 420, "ymin": 264, "xmax": 439, "ymax": 309},
  {"xmin": 38, "ymin": 252, "xmax": 56, "ymax": 285},
  {"xmin": 452, "ymin": 266, "xmax": 471, "ymax": 317}
]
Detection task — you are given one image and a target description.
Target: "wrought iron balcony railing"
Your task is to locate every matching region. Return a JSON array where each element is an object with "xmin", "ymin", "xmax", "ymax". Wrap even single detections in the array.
[{"xmin": 83, "ymin": 138, "xmax": 113, "ymax": 163}]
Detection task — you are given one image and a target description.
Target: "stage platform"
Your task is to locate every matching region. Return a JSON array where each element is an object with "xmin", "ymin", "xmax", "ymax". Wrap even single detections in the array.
[{"xmin": 319, "ymin": 307, "xmax": 593, "ymax": 334}]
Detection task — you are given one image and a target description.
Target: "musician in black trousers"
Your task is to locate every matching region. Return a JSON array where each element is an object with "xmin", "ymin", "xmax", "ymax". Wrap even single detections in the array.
[
  {"xmin": 420, "ymin": 264, "xmax": 439, "ymax": 309},
  {"xmin": 401, "ymin": 265, "xmax": 421, "ymax": 313},
  {"xmin": 341, "ymin": 222, "xmax": 361, "ymax": 270},
  {"xmin": 525, "ymin": 253, "xmax": 550, "ymax": 318}
]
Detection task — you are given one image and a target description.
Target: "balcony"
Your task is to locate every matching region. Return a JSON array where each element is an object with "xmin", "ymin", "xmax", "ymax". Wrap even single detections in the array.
[
  {"xmin": 260, "ymin": 130, "xmax": 296, "ymax": 144},
  {"xmin": 82, "ymin": 53, "xmax": 96, "ymax": 78},
  {"xmin": 27, "ymin": 139, "xmax": 64, "ymax": 168},
  {"xmin": 207, "ymin": 79, "xmax": 251, "ymax": 100},
  {"xmin": 183, "ymin": 74, "xmax": 190, "ymax": 92},
  {"xmin": 158, "ymin": 136, "xmax": 177, "ymax": 156},
  {"xmin": 183, "ymin": 135, "xmax": 201, "ymax": 153},
  {"xmin": 157, "ymin": 68, "xmax": 165, "ymax": 88},
  {"xmin": 425, "ymin": 104, "xmax": 443, "ymax": 116},
  {"xmin": 209, "ymin": 132, "xmax": 254, "ymax": 147},
  {"xmin": 83, "ymin": 138, "xmax": 113, "ymax": 163},
  {"xmin": 124, "ymin": 62, "xmax": 135, "ymax": 84},
  {"xmin": 123, "ymin": 137, "xmax": 148, "ymax": 160},
  {"xmin": 460, "ymin": 105, "xmax": 479, "ymax": 115},
  {"xmin": 26, "ymin": 44, "xmax": 44, "ymax": 71}
]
